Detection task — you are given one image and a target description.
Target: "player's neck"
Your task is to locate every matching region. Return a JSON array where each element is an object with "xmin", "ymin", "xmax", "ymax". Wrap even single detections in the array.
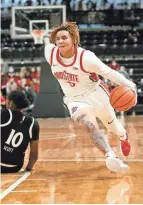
[{"xmin": 60, "ymin": 46, "xmax": 75, "ymax": 59}]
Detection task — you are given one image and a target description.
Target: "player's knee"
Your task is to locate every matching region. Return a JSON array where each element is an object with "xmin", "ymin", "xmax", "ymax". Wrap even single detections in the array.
[
  {"xmin": 74, "ymin": 114, "xmax": 99, "ymax": 132},
  {"xmin": 73, "ymin": 113, "xmax": 86, "ymax": 124}
]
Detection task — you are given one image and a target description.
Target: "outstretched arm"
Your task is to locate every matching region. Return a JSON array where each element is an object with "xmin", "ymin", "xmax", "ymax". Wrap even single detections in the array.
[
  {"xmin": 82, "ymin": 50, "xmax": 137, "ymax": 92},
  {"xmin": 25, "ymin": 119, "xmax": 40, "ymax": 172},
  {"xmin": 25, "ymin": 140, "xmax": 39, "ymax": 171},
  {"xmin": 44, "ymin": 31, "xmax": 56, "ymax": 65}
]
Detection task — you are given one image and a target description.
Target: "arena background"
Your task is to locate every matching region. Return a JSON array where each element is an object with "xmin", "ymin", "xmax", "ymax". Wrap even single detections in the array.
[
  {"xmin": 1, "ymin": 0, "xmax": 143, "ymax": 117},
  {"xmin": 1, "ymin": 0, "xmax": 143, "ymax": 204}
]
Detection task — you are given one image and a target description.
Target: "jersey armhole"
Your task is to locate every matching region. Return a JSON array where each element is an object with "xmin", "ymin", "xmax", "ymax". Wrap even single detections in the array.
[
  {"xmin": 0, "ymin": 109, "xmax": 12, "ymax": 127},
  {"xmin": 29, "ymin": 117, "xmax": 35, "ymax": 139},
  {"xmin": 50, "ymin": 47, "xmax": 56, "ymax": 66},
  {"xmin": 80, "ymin": 50, "xmax": 89, "ymax": 73},
  {"xmin": 80, "ymin": 49, "xmax": 99, "ymax": 81}
]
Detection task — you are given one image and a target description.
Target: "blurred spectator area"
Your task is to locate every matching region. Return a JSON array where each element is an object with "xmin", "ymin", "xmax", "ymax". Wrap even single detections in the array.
[
  {"xmin": 1, "ymin": 4, "xmax": 143, "ymax": 114},
  {"xmin": 1, "ymin": 6, "xmax": 143, "ymax": 30},
  {"xmin": 1, "ymin": 57, "xmax": 143, "ymax": 110},
  {"xmin": 1, "ymin": 63, "xmax": 41, "ymax": 96},
  {"xmin": 1, "ymin": 28, "xmax": 143, "ymax": 86},
  {"xmin": 1, "ymin": 28, "xmax": 143, "ymax": 59},
  {"xmin": 79, "ymin": 28, "xmax": 143, "ymax": 50}
]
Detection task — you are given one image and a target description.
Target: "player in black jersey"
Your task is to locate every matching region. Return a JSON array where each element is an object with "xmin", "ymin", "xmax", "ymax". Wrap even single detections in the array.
[{"xmin": 0, "ymin": 91, "xmax": 40, "ymax": 173}]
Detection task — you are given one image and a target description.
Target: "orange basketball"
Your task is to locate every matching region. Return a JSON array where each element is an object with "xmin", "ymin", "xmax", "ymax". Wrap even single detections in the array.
[{"xmin": 110, "ymin": 86, "xmax": 136, "ymax": 111}]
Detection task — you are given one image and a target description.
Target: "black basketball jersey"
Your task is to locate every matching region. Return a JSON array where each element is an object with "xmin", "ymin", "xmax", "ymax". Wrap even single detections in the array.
[{"xmin": 0, "ymin": 108, "xmax": 39, "ymax": 166}]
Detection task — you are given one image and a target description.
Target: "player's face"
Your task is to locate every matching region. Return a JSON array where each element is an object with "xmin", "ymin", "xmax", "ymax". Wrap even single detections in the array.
[
  {"xmin": 55, "ymin": 30, "xmax": 74, "ymax": 57},
  {"xmin": 6, "ymin": 98, "xmax": 14, "ymax": 109}
]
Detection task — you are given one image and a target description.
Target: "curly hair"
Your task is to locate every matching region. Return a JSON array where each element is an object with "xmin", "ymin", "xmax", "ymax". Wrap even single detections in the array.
[
  {"xmin": 50, "ymin": 22, "xmax": 80, "ymax": 45},
  {"xmin": 8, "ymin": 91, "xmax": 29, "ymax": 109}
]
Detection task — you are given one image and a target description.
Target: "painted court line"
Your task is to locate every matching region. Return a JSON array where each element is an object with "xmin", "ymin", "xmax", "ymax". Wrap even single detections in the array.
[
  {"xmin": 1, "ymin": 174, "xmax": 24, "ymax": 177},
  {"xmin": 40, "ymin": 135, "xmax": 76, "ymax": 140},
  {"xmin": 26, "ymin": 178, "xmax": 46, "ymax": 180},
  {"xmin": 12, "ymin": 190, "xmax": 37, "ymax": 193},
  {"xmin": 36, "ymin": 159, "xmax": 143, "ymax": 162},
  {"xmin": 49, "ymin": 181, "xmax": 55, "ymax": 204},
  {"xmin": 41, "ymin": 133, "xmax": 76, "ymax": 136},
  {"xmin": 0, "ymin": 172, "xmax": 30, "ymax": 200}
]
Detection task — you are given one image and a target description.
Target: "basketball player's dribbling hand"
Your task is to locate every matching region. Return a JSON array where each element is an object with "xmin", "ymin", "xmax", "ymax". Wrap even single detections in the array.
[{"xmin": 129, "ymin": 84, "xmax": 138, "ymax": 106}]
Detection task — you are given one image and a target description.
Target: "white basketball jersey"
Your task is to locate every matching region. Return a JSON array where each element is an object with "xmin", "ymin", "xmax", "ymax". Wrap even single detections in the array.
[{"xmin": 49, "ymin": 46, "xmax": 99, "ymax": 97}]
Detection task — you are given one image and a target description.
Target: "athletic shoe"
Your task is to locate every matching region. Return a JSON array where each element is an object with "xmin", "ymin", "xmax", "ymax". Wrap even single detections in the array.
[
  {"xmin": 106, "ymin": 156, "xmax": 129, "ymax": 173},
  {"xmin": 120, "ymin": 135, "xmax": 131, "ymax": 156}
]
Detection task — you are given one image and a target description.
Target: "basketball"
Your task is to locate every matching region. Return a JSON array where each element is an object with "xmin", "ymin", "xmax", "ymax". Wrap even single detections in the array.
[{"xmin": 110, "ymin": 86, "xmax": 136, "ymax": 111}]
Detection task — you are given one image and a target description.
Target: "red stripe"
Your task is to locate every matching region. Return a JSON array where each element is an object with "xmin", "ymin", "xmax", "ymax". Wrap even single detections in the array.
[
  {"xmin": 80, "ymin": 50, "xmax": 99, "ymax": 82},
  {"xmin": 90, "ymin": 73, "xmax": 99, "ymax": 82},
  {"xmin": 50, "ymin": 47, "xmax": 55, "ymax": 66},
  {"xmin": 80, "ymin": 50, "xmax": 89, "ymax": 73}
]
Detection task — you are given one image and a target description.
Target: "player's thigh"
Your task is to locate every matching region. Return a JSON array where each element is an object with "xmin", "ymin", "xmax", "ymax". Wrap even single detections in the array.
[{"xmin": 66, "ymin": 101, "xmax": 99, "ymax": 129}]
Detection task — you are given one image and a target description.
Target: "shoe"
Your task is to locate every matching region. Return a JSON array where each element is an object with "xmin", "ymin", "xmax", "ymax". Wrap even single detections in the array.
[
  {"xmin": 106, "ymin": 156, "xmax": 129, "ymax": 173},
  {"xmin": 120, "ymin": 135, "xmax": 131, "ymax": 156}
]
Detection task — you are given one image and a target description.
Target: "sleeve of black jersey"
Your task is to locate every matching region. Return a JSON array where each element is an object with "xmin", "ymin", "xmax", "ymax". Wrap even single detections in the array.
[{"xmin": 31, "ymin": 119, "xmax": 40, "ymax": 141}]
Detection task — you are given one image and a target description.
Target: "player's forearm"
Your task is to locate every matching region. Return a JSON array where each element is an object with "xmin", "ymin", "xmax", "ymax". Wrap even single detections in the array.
[
  {"xmin": 25, "ymin": 153, "xmax": 38, "ymax": 171},
  {"xmin": 83, "ymin": 52, "xmax": 136, "ymax": 89},
  {"xmin": 44, "ymin": 36, "xmax": 50, "ymax": 45},
  {"xmin": 107, "ymin": 69, "xmax": 136, "ymax": 88},
  {"xmin": 44, "ymin": 43, "xmax": 55, "ymax": 64}
]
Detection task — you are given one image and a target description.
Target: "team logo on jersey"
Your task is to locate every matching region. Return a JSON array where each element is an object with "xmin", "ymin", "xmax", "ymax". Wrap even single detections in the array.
[
  {"xmin": 89, "ymin": 73, "xmax": 99, "ymax": 82},
  {"xmin": 71, "ymin": 106, "xmax": 78, "ymax": 114}
]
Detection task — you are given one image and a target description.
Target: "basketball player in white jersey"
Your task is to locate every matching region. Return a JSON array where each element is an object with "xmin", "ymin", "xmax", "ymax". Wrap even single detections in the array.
[{"xmin": 44, "ymin": 22, "xmax": 137, "ymax": 173}]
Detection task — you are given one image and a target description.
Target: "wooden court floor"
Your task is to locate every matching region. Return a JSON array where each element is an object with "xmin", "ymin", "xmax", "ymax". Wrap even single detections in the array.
[{"xmin": 1, "ymin": 115, "xmax": 143, "ymax": 204}]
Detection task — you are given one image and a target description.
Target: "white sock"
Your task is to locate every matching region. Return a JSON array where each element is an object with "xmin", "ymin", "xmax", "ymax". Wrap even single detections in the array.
[
  {"xmin": 119, "ymin": 134, "xmax": 127, "ymax": 141},
  {"xmin": 106, "ymin": 151, "xmax": 116, "ymax": 158}
]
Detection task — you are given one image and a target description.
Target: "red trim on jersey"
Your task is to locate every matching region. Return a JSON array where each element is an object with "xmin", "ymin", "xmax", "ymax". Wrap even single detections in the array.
[
  {"xmin": 90, "ymin": 73, "xmax": 99, "ymax": 82},
  {"xmin": 80, "ymin": 50, "xmax": 99, "ymax": 81},
  {"xmin": 50, "ymin": 47, "xmax": 55, "ymax": 66},
  {"xmin": 80, "ymin": 50, "xmax": 89, "ymax": 73},
  {"xmin": 56, "ymin": 46, "xmax": 77, "ymax": 67}
]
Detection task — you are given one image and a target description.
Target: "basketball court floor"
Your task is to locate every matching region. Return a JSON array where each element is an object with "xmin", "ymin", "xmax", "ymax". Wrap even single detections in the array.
[{"xmin": 1, "ymin": 115, "xmax": 143, "ymax": 204}]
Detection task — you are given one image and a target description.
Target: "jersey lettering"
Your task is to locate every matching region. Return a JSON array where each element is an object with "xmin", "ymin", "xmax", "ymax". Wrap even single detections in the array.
[
  {"xmin": 54, "ymin": 71, "xmax": 79, "ymax": 82},
  {"xmin": 5, "ymin": 129, "xmax": 24, "ymax": 148},
  {"xmin": 3, "ymin": 146, "xmax": 14, "ymax": 153}
]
